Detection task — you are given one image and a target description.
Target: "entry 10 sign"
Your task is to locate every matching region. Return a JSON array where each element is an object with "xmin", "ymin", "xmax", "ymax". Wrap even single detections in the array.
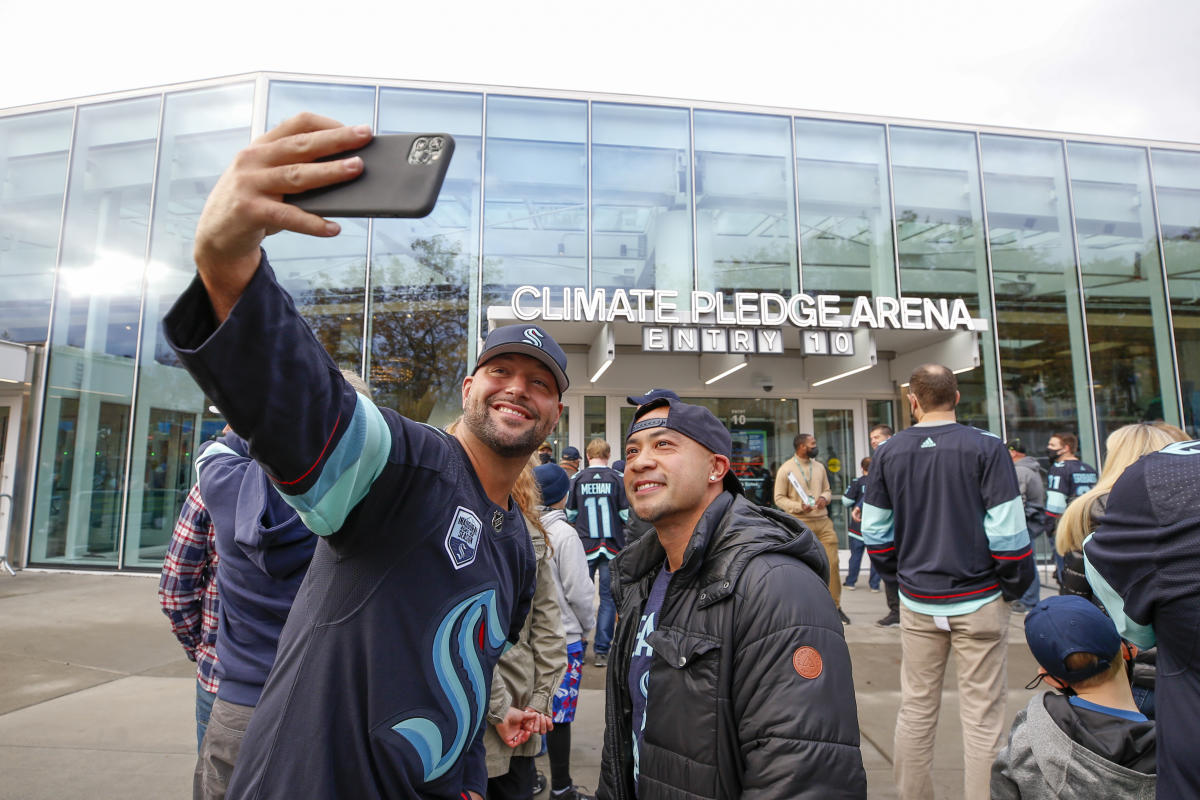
[
  {"xmin": 801, "ymin": 331, "xmax": 856, "ymax": 356},
  {"xmin": 642, "ymin": 327, "xmax": 786, "ymax": 354}
]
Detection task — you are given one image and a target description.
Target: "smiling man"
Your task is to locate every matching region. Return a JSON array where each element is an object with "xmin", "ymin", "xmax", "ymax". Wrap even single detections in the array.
[
  {"xmin": 596, "ymin": 397, "xmax": 865, "ymax": 800},
  {"xmin": 163, "ymin": 113, "xmax": 566, "ymax": 800}
]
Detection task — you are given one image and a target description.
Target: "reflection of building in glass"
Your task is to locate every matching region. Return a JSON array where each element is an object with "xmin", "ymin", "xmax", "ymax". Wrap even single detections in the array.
[{"xmin": 1, "ymin": 72, "xmax": 1197, "ymax": 571}]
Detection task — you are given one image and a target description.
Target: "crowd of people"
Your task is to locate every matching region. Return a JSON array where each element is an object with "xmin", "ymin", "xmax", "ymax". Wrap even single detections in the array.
[{"xmin": 156, "ymin": 114, "xmax": 1199, "ymax": 799}]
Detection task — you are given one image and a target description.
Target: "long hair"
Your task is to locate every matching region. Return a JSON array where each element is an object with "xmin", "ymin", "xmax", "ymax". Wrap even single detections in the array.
[{"xmin": 1055, "ymin": 423, "xmax": 1187, "ymax": 554}]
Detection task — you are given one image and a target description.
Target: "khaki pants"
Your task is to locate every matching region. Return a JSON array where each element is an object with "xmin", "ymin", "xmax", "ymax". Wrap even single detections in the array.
[
  {"xmin": 193, "ymin": 697, "xmax": 254, "ymax": 800},
  {"xmin": 804, "ymin": 514, "xmax": 841, "ymax": 609},
  {"xmin": 893, "ymin": 597, "xmax": 1009, "ymax": 800}
]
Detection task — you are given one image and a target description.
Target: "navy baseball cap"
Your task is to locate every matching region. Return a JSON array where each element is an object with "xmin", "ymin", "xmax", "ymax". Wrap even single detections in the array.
[
  {"xmin": 534, "ymin": 463, "xmax": 570, "ymax": 506},
  {"xmin": 627, "ymin": 397, "xmax": 743, "ymax": 494},
  {"xmin": 561, "ymin": 446, "xmax": 581, "ymax": 461},
  {"xmin": 627, "ymin": 388, "xmax": 681, "ymax": 406},
  {"xmin": 474, "ymin": 324, "xmax": 569, "ymax": 394},
  {"xmin": 1024, "ymin": 595, "xmax": 1122, "ymax": 683}
]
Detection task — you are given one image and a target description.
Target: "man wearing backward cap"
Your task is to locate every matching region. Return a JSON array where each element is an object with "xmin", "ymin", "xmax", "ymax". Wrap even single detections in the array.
[{"xmin": 596, "ymin": 395, "xmax": 865, "ymax": 799}]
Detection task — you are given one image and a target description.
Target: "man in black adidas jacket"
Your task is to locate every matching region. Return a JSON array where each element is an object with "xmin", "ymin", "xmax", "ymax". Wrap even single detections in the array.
[{"xmin": 597, "ymin": 396, "xmax": 865, "ymax": 800}]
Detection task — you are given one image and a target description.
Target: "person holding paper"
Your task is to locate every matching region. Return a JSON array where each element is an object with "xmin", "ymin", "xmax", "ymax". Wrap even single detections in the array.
[{"xmin": 774, "ymin": 433, "xmax": 848, "ymax": 624}]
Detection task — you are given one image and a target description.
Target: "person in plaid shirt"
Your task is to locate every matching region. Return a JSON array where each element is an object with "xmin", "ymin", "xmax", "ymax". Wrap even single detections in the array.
[{"xmin": 158, "ymin": 482, "xmax": 220, "ymax": 752}]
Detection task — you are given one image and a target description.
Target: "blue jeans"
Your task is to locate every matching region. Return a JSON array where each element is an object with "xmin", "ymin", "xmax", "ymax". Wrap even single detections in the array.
[
  {"xmin": 195, "ymin": 679, "xmax": 216, "ymax": 753},
  {"xmin": 1019, "ymin": 572, "xmax": 1040, "ymax": 609},
  {"xmin": 590, "ymin": 558, "xmax": 615, "ymax": 656},
  {"xmin": 845, "ymin": 537, "xmax": 879, "ymax": 589}
]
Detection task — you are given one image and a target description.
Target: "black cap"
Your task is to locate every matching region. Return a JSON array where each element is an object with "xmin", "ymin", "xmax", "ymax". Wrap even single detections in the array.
[
  {"xmin": 1006, "ymin": 438, "xmax": 1024, "ymax": 452},
  {"xmin": 626, "ymin": 388, "xmax": 680, "ymax": 406},
  {"xmin": 627, "ymin": 397, "xmax": 742, "ymax": 494},
  {"xmin": 473, "ymin": 324, "xmax": 569, "ymax": 394}
]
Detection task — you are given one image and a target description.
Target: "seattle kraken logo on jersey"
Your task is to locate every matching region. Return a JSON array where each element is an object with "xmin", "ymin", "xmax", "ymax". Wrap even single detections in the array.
[
  {"xmin": 523, "ymin": 327, "xmax": 544, "ymax": 348},
  {"xmin": 392, "ymin": 589, "xmax": 507, "ymax": 782},
  {"xmin": 445, "ymin": 506, "xmax": 482, "ymax": 570}
]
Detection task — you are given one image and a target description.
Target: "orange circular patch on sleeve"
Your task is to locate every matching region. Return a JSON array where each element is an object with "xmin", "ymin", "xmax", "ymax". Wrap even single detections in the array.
[{"xmin": 792, "ymin": 646, "xmax": 823, "ymax": 679}]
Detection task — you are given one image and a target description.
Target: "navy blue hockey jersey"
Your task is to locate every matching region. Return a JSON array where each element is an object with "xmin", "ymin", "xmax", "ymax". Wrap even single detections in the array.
[
  {"xmin": 1085, "ymin": 440, "xmax": 1200, "ymax": 799},
  {"xmin": 565, "ymin": 465, "xmax": 630, "ymax": 560},
  {"xmin": 861, "ymin": 422, "xmax": 1034, "ymax": 614},
  {"xmin": 165, "ymin": 255, "xmax": 536, "ymax": 800},
  {"xmin": 1046, "ymin": 458, "xmax": 1098, "ymax": 517}
]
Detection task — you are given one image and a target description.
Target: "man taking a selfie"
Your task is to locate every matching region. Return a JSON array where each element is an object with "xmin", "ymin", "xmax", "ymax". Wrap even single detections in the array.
[{"xmin": 164, "ymin": 113, "xmax": 566, "ymax": 800}]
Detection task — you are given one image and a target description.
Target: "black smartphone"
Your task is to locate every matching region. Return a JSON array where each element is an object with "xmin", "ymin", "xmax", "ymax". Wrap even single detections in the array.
[{"xmin": 286, "ymin": 133, "xmax": 455, "ymax": 218}]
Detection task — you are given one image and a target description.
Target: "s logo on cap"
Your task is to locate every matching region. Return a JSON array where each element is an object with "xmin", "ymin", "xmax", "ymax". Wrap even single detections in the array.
[{"xmin": 523, "ymin": 327, "xmax": 544, "ymax": 348}]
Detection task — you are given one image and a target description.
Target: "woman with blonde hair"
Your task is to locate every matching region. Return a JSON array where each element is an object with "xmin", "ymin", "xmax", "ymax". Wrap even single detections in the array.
[{"xmin": 1055, "ymin": 422, "xmax": 1188, "ymax": 574}]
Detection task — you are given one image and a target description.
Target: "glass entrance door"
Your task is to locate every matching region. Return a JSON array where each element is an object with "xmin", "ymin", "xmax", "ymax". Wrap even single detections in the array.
[{"xmin": 801, "ymin": 401, "xmax": 862, "ymax": 546}]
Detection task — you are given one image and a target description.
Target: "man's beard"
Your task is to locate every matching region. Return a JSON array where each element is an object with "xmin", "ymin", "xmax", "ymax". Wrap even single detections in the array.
[{"xmin": 463, "ymin": 392, "xmax": 554, "ymax": 458}]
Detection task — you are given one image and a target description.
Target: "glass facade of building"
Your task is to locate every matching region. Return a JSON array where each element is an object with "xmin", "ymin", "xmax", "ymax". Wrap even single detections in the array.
[{"xmin": 1, "ymin": 73, "xmax": 1195, "ymax": 570}]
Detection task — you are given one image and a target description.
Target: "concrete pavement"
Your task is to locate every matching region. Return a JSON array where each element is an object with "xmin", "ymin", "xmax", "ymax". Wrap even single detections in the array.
[{"xmin": 0, "ymin": 568, "xmax": 1049, "ymax": 799}]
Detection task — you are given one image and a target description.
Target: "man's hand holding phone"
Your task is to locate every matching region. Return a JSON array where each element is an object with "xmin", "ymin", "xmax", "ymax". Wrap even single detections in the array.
[{"xmin": 193, "ymin": 113, "xmax": 371, "ymax": 322}]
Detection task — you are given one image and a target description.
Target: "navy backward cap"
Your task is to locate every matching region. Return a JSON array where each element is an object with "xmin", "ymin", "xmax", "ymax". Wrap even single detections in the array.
[
  {"xmin": 627, "ymin": 388, "xmax": 680, "ymax": 406},
  {"xmin": 474, "ymin": 324, "xmax": 569, "ymax": 393},
  {"xmin": 627, "ymin": 397, "xmax": 742, "ymax": 495},
  {"xmin": 1024, "ymin": 595, "xmax": 1122, "ymax": 683}
]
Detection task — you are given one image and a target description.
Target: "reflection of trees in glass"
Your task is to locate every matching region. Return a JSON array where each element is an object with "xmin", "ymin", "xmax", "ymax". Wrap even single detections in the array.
[
  {"xmin": 370, "ymin": 237, "xmax": 469, "ymax": 423},
  {"xmin": 289, "ymin": 262, "xmax": 367, "ymax": 370}
]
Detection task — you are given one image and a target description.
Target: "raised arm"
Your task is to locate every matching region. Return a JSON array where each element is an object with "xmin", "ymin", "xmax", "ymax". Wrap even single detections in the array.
[{"xmin": 192, "ymin": 114, "xmax": 371, "ymax": 322}]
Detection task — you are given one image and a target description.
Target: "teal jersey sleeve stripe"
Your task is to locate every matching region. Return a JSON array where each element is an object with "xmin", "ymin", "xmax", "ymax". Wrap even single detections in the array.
[
  {"xmin": 1084, "ymin": 535, "xmax": 1156, "ymax": 649},
  {"xmin": 841, "ymin": 495, "xmax": 855, "ymax": 508},
  {"xmin": 565, "ymin": 509, "xmax": 578, "ymax": 522},
  {"xmin": 619, "ymin": 509, "xmax": 629, "ymax": 522},
  {"xmin": 1045, "ymin": 489, "xmax": 1068, "ymax": 515},
  {"xmin": 984, "ymin": 496, "xmax": 1030, "ymax": 552},
  {"xmin": 274, "ymin": 393, "xmax": 390, "ymax": 536},
  {"xmin": 861, "ymin": 502, "xmax": 894, "ymax": 546}
]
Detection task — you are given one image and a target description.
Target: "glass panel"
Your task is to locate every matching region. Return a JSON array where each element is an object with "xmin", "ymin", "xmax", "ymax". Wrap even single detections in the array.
[
  {"xmin": 811, "ymin": 408, "xmax": 856, "ymax": 546},
  {"xmin": 678, "ymin": 397, "xmax": 798, "ymax": 508},
  {"xmin": 482, "ymin": 96, "xmax": 587, "ymax": 327},
  {"xmin": 867, "ymin": 399, "xmax": 895, "ymax": 435},
  {"xmin": 1068, "ymin": 142, "xmax": 1176, "ymax": 452},
  {"xmin": 122, "ymin": 83, "xmax": 254, "ymax": 568},
  {"xmin": 982, "ymin": 135, "xmax": 1097, "ymax": 464},
  {"xmin": 584, "ymin": 395, "xmax": 606, "ymax": 441},
  {"xmin": 1152, "ymin": 148, "xmax": 1200, "ymax": 436},
  {"xmin": 0, "ymin": 109, "xmax": 73, "ymax": 343},
  {"xmin": 31, "ymin": 96, "xmax": 162, "ymax": 567},
  {"xmin": 891, "ymin": 126, "xmax": 999, "ymax": 430},
  {"xmin": 694, "ymin": 111, "xmax": 798, "ymax": 304},
  {"xmin": 370, "ymin": 88, "xmax": 482, "ymax": 425},
  {"xmin": 794, "ymin": 118, "xmax": 896, "ymax": 296},
  {"xmin": 591, "ymin": 103, "xmax": 692, "ymax": 299},
  {"xmin": 266, "ymin": 81, "xmax": 376, "ymax": 373}
]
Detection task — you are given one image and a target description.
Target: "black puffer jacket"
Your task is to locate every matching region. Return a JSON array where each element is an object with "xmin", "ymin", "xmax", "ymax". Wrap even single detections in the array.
[{"xmin": 597, "ymin": 492, "xmax": 866, "ymax": 800}]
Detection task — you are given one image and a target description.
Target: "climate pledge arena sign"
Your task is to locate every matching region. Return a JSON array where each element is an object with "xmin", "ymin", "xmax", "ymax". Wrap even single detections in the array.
[{"xmin": 509, "ymin": 286, "xmax": 975, "ymax": 357}]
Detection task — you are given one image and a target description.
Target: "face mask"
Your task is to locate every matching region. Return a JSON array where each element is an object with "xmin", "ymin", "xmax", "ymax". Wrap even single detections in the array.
[
  {"xmin": 808, "ymin": 447, "xmax": 820, "ymax": 458},
  {"xmin": 1046, "ymin": 447, "xmax": 1061, "ymax": 461}
]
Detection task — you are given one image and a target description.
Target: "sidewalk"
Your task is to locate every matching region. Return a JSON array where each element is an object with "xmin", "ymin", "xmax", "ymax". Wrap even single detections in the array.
[{"xmin": 0, "ymin": 569, "xmax": 1044, "ymax": 799}]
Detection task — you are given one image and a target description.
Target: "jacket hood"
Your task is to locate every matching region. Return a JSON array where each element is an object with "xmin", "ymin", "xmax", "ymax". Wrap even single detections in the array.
[
  {"xmin": 1015, "ymin": 455, "xmax": 1045, "ymax": 475},
  {"xmin": 540, "ymin": 507, "xmax": 567, "ymax": 527},
  {"xmin": 1020, "ymin": 693, "xmax": 1156, "ymax": 795},
  {"xmin": 613, "ymin": 492, "xmax": 829, "ymax": 609},
  {"xmin": 198, "ymin": 433, "xmax": 313, "ymax": 579}
]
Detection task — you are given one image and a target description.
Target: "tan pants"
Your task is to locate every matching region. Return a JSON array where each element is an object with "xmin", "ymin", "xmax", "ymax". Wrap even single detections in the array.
[
  {"xmin": 803, "ymin": 514, "xmax": 841, "ymax": 609},
  {"xmin": 893, "ymin": 597, "xmax": 1009, "ymax": 800}
]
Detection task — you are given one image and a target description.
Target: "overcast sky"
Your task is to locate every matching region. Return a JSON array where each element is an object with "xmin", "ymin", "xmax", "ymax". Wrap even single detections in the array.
[{"xmin": 3, "ymin": 0, "xmax": 1197, "ymax": 144}]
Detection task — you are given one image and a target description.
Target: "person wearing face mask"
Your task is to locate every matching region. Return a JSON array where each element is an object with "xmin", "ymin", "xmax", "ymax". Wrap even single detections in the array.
[
  {"xmin": 775, "ymin": 433, "xmax": 849, "ymax": 624},
  {"xmin": 1044, "ymin": 432, "xmax": 1097, "ymax": 584}
]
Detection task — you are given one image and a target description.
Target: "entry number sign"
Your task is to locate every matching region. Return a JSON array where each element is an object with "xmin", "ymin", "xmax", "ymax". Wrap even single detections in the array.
[{"xmin": 801, "ymin": 331, "xmax": 855, "ymax": 356}]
